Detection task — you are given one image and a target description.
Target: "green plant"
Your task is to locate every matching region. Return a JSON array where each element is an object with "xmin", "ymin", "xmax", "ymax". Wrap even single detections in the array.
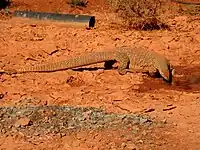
[
  {"xmin": 108, "ymin": 0, "xmax": 169, "ymax": 30},
  {"xmin": 68, "ymin": 0, "xmax": 88, "ymax": 7}
]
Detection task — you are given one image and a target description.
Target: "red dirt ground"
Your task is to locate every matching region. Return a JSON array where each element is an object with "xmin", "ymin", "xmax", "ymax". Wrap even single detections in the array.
[{"xmin": 0, "ymin": 0, "xmax": 200, "ymax": 149}]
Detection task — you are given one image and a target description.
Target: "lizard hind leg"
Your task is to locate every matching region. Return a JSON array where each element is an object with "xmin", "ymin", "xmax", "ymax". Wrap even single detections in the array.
[{"xmin": 115, "ymin": 52, "xmax": 130, "ymax": 75}]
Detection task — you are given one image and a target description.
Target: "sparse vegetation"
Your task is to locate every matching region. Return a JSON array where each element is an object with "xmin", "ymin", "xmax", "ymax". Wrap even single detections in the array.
[
  {"xmin": 177, "ymin": 4, "xmax": 200, "ymax": 16},
  {"xmin": 108, "ymin": 0, "xmax": 169, "ymax": 30},
  {"xmin": 68, "ymin": 0, "xmax": 88, "ymax": 8}
]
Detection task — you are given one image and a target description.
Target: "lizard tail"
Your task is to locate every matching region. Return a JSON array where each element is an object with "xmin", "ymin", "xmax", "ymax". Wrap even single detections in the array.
[{"xmin": 15, "ymin": 51, "xmax": 115, "ymax": 73}]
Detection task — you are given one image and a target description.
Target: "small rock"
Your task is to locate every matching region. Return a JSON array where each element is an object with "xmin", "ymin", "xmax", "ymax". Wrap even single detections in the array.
[
  {"xmin": 131, "ymin": 85, "xmax": 140, "ymax": 90},
  {"xmin": 160, "ymin": 36, "xmax": 174, "ymax": 43},
  {"xmin": 32, "ymin": 37, "xmax": 44, "ymax": 41},
  {"xmin": 121, "ymin": 142, "xmax": 126, "ymax": 148},
  {"xmin": 188, "ymin": 130, "xmax": 194, "ymax": 133},
  {"xmin": 14, "ymin": 118, "xmax": 32, "ymax": 127},
  {"xmin": 126, "ymin": 143, "xmax": 137, "ymax": 150},
  {"xmin": 30, "ymin": 24, "xmax": 37, "ymax": 27},
  {"xmin": 139, "ymin": 118, "xmax": 147, "ymax": 124},
  {"xmin": 162, "ymin": 119, "xmax": 167, "ymax": 124},
  {"xmin": 66, "ymin": 75, "xmax": 85, "ymax": 87},
  {"xmin": 141, "ymin": 130, "xmax": 147, "ymax": 136},
  {"xmin": 0, "ymin": 93, "xmax": 4, "ymax": 99},
  {"xmin": 138, "ymin": 140, "xmax": 143, "ymax": 144},
  {"xmin": 120, "ymin": 84, "xmax": 133, "ymax": 90}
]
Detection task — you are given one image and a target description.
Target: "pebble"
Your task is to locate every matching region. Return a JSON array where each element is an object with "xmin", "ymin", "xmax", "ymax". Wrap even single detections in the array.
[{"xmin": 14, "ymin": 118, "xmax": 32, "ymax": 127}]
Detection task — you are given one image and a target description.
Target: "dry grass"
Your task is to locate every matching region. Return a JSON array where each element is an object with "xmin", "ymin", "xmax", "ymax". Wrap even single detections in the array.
[
  {"xmin": 108, "ymin": 0, "xmax": 169, "ymax": 30},
  {"xmin": 67, "ymin": 0, "xmax": 88, "ymax": 7}
]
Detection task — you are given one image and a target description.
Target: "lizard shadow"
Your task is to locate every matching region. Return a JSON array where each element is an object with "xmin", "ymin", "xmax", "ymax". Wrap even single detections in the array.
[
  {"xmin": 137, "ymin": 65, "xmax": 200, "ymax": 93},
  {"xmin": 72, "ymin": 67, "xmax": 109, "ymax": 72},
  {"xmin": 71, "ymin": 65, "xmax": 200, "ymax": 93},
  {"xmin": 71, "ymin": 62, "xmax": 170, "ymax": 82},
  {"xmin": 71, "ymin": 61, "xmax": 118, "ymax": 72}
]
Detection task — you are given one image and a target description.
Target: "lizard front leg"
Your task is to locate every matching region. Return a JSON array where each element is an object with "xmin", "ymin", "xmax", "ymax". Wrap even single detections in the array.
[
  {"xmin": 104, "ymin": 52, "xmax": 130, "ymax": 75},
  {"xmin": 148, "ymin": 67, "xmax": 159, "ymax": 78}
]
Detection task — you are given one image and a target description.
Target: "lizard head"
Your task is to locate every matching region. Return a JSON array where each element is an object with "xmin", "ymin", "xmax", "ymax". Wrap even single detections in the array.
[
  {"xmin": 159, "ymin": 63, "xmax": 174, "ymax": 84},
  {"xmin": 151, "ymin": 51, "xmax": 174, "ymax": 84}
]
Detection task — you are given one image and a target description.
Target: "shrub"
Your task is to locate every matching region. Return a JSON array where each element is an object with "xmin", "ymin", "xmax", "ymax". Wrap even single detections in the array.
[
  {"xmin": 108, "ymin": 0, "xmax": 169, "ymax": 30},
  {"xmin": 68, "ymin": 0, "xmax": 88, "ymax": 7}
]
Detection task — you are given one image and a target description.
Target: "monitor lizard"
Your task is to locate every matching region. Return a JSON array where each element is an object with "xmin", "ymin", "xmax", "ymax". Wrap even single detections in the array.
[{"xmin": 0, "ymin": 46, "xmax": 174, "ymax": 83}]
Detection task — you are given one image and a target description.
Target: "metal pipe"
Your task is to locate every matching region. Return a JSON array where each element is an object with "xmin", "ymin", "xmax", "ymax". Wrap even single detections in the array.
[{"xmin": 13, "ymin": 10, "xmax": 95, "ymax": 28}]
